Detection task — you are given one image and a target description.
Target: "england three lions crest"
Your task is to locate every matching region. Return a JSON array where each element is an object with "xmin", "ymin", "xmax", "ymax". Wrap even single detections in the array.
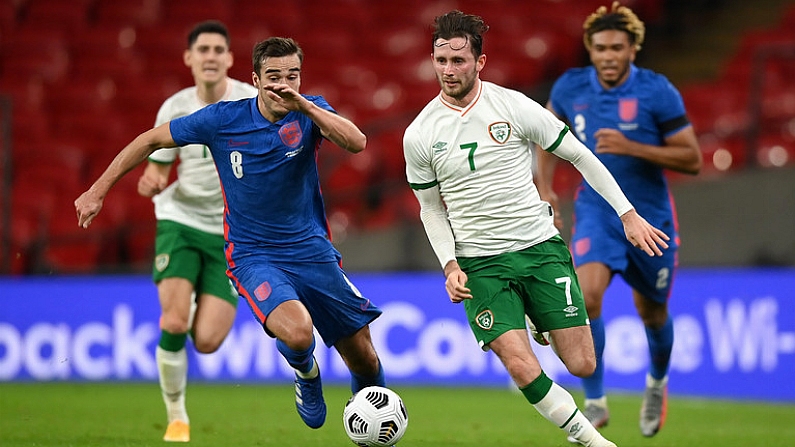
[{"xmin": 488, "ymin": 122, "xmax": 512, "ymax": 144}]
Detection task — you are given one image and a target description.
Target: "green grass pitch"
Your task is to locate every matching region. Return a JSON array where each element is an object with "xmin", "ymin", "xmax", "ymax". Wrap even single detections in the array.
[{"xmin": 1, "ymin": 382, "xmax": 793, "ymax": 446}]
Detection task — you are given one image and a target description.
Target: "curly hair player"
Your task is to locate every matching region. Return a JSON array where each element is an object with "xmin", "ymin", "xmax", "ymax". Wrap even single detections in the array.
[{"xmin": 536, "ymin": 2, "xmax": 702, "ymax": 439}]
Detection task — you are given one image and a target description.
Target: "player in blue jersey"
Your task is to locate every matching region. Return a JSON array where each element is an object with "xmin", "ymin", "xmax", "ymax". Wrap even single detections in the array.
[
  {"xmin": 75, "ymin": 37, "xmax": 386, "ymax": 431},
  {"xmin": 535, "ymin": 2, "xmax": 702, "ymax": 439}
]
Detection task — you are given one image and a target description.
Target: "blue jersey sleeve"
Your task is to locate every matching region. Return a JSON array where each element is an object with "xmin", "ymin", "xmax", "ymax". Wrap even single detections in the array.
[
  {"xmin": 169, "ymin": 105, "xmax": 220, "ymax": 147},
  {"xmin": 652, "ymin": 77, "xmax": 690, "ymax": 137},
  {"xmin": 548, "ymin": 71, "xmax": 574, "ymax": 121}
]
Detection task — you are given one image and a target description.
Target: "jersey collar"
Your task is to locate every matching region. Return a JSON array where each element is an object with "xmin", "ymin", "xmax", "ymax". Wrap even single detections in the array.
[{"xmin": 589, "ymin": 63, "xmax": 638, "ymax": 94}]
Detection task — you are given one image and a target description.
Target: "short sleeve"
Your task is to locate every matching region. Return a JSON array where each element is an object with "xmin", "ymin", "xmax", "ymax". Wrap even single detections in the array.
[
  {"xmin": 169, "ymin": 106, "xmax": 217, "ymax": 147},
  {"xmin": 654, "ymin": 78, "xmax": 690, "ymax": 137},
  {"xmin": 403, "ymin": 126, "xmax": 437, "ymax": 190}
]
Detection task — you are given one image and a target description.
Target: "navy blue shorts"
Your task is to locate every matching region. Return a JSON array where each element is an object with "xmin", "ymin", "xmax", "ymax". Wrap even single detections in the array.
[
  {"xmin": 229, "ymin": 258, "xmax": 382, "ymax": 347},
  {"xmin": 571, "ymin": 204, "xmax": 678, "ymax": 303}
]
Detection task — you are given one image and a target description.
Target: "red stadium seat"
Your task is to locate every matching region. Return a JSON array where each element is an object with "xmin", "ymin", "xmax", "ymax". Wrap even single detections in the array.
[
  {"xmin": 22, "ymin": 0, "xmax": 91, "ymax": 33},
  {"xmin": 91, "ymin": 0, "xmax": 161, "ymax": 27}
]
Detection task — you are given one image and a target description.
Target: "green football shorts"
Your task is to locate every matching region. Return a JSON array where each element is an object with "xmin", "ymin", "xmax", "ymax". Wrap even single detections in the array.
[
  {"xmin": 152, "ymin": 220, "xmax": 238, "ymax": 306},
  {"xmin": 458, "ymin": 235, "xmax": 588, "ymax": 350}
]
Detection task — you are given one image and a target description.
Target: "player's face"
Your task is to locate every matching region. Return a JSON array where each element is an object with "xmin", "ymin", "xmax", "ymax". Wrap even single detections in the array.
[
  {"xmin": 588, "ymin": 29, "xmax": 636, "ymax": 88},
  {"xmin": 432, "ymin": 36, "xmax": 485, "ymax": 105},
  {"xmin": 252, "ymin": 54, "xmax": 302, "ymax": 119},
  {"xmin": 184, "ymin": 33, "xmax": 233, "ymax": 86}
]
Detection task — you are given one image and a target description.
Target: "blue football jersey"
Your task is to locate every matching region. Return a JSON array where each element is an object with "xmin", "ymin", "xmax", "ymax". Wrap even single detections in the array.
[
  {"xmin": 169, "ymin": 96, "xmax": 340, "ymax": 264},
  {"xmin": 548, "ymin": 64, "xmax": 690, "ymax": 225}
]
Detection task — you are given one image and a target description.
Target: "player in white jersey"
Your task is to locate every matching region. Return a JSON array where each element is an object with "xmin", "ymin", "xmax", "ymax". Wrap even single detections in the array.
[
  {"xmin": 404, "ymin": 11, "xmax": 669, "ymax": 447},
  {"xmin": 135, "ymin": 21, "xmax": 256, "ymax": 443}
]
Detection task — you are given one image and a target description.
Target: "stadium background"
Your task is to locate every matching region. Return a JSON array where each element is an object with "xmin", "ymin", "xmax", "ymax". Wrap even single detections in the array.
[{"xmin": 0, "ymin": 0, "xmax": 793, "ymax": 405}]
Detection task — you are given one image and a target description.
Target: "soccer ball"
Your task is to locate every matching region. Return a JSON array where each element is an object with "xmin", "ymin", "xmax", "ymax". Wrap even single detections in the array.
[{"xmin": 343, "ymin": 386, "xmax": 408, "ymax": 447}]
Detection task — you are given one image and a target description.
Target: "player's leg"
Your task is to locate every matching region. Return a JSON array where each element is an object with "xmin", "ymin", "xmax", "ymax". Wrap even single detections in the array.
[
  {"xmin": 335, "ymin": 325, "xmax": 385, "ymax": 393},
  {"xmin": 191, "ymin": 294, "xmax": 236, "ymax": 353},
  {"xmin": 189, "ymin": 239, "xmax": 238, "ymax": 354},
  {"xmin": 291, "ymin": 261, "xmax": 384, "ymax": 395},
  {"xmin": 625, "ymin": 246, "xmax": 676, "ymax": 437},
  {"xmin": 230, "ymin": 260, "xmax": 326, "ymax": 428},
  {"xmin": 490, "ymin": 330, "xmax": 616, "ymax": 447},
  {"xmin": 152, "ymin": 221, "xmax": 202, "ymax": 442},
  {"xmin": 574, "ymin": 262, "xmax": 613, "ymax": 428},
  {"xmin": 460, "ymin": 247, "xmax": 616, "ymax": 447},
  {"xmin": 156, "ymin": 277, "xmax": 194, "ymax": 442},
  {"xmin": 633, "ymin": 290, "xmax": 671, "ymax": 437},
  {"xmin": 267, "ymin": 299, "xmax": 327, "ymax": 429}
]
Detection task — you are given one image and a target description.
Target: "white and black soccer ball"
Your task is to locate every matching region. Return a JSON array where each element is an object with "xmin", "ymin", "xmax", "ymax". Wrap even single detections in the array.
[{"xmin": 343, "ymin": 386, "xmax": 408, "ymax": 447}]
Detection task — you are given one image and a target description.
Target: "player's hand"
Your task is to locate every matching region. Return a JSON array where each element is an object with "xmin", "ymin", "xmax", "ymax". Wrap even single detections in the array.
[
  {"xmin": 541, "ymin": 191, "xmax": 564, "ymax": 231},
  {"xmin": 137, "ymin": 172, "xmax": 167, "ymax": 197},
  {"xmin": 594, "ymin": 128, "xmax": 632, "ymax": 155},
  {"xmin": 444, "ymin": 261, "xmax": 472, "ymax": 303},
  {"xmin": 74, "ymin": 190, "xmax": 104, "ymax": 229},
  {"xmin": 263, "ymin": 83, "xmax": 304, "ymax": 111},
  {"xmin": 620, "ymin": 209, "xmax": 670, "ymax": 256}
]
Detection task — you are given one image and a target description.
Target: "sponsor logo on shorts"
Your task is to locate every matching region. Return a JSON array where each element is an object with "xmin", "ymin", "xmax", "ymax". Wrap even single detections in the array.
[
  {"xmin": 574, "ymin": 238, "xmax": 591, "ymax": 257},
  {"xmin": 564, "ymin": 305, "xmax": 579, "ymax": 317},
  {"xmin": 155, "ymin": 254, "xmax": 169, "ymax": 272},
  {"xmin": 476, "ymin": 309, "xmax": 494, "ymax": 330},
  {"xmin": 254, "ymin": 282, "xmax": 272, "ymax": 302},
  {"xmin": 488, "ymin": 122, "xmax": 511, "ymax": 144}
]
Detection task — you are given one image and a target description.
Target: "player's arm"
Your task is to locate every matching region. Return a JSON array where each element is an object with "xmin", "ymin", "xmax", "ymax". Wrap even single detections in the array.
[
  {"xmin": 76, "ymin": 123, "xmax": 177, "ymax": 228},
  {"xmin": 265, "ymin": 83, "xmax": 366, "ymax": 153},
  {"xmin": 308, "ymin": 103, "xmax": 366, "ymax": 154},
  {"xmin": 412, "ymin": 186, "xmax": 471, "ymax": 302},
  {"xmin": 593, "ymin": 125, "xmax": 702, "ymax": 175},
  {"xmin": 138, "ymin": 161, "xmax": 172, "ymax": 197},
  {"xmin": 534, "ymin": 102, "xmax": 566, "ymax": 229},
  {"xmin": 551, "ymin": 130, "xmax": 670, "ymax": 256}
]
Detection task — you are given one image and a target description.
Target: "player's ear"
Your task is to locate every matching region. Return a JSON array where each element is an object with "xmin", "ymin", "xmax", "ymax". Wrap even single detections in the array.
[
  {"xmin": 252, "ymin": 71, "xmax": 260, "ymax": 89},
  {"xmin": 183, "ymin": 49, "xmax": 192, "ymax": 68},
  {"xmin": 227, "ymin": 51, "xmax": 234, "ymax": 68},
  {"xmin": 476, "ymin": 53, "xmax": 486, "ymax": 73}
]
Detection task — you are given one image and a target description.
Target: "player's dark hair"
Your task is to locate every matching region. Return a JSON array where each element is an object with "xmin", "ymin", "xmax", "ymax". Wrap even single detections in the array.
[
  {"xmin": 187, "ymin": 20, "xmax": 230, "ymax": 49},
  {"xmin": 432, "ymin": 10, "xmax": 489, "ymax": 57},
  {"xmin": 583, "ymin": 1, "xmax": 645, "ymax": 51},
  {"xmin": 252, "ymin": 37, "xmax": 304, "ymax": 76}
]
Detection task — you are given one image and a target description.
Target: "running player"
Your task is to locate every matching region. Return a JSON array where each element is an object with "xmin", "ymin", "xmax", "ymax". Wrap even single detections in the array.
[
  {"xmin": 535, "ymin": 1, "xmax": 702, "ymax": 438},
  {"xmin": 136, "ymin": 20, "xmax": 256, "ymax": 443},
  {"xmin": 76, "ymin": 37, "xmax": 386, "ymax": 433},
  {"xmin": 404, "ymin": 10, "xmax": 669, "ymax": 447}
]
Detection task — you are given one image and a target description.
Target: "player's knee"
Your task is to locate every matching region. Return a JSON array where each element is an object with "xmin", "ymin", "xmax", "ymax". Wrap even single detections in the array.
[
  {"xmin": 278, "ymin": 325, "xmax": 315, "ymax": 351},
  {"xmin": 560, "ymin": 349, "xmax": 596, "ymax": 378},
  {"xmin": 160, "ymin": 313, "xmax": 190, "ymax": 335},
  {"xmin": 192, "ymin": 334, "xmax": 224, "ymax": 354}
]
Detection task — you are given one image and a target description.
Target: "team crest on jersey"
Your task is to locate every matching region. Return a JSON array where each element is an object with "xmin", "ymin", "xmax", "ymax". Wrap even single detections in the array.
[
  {"xmin": 279, "ymin": 121, "xmax": 302, "ymax": 148},
  {"xmin": 476, "ymin": 309, "xmax": 494, "ymax": 330},
  {"xmin": 488, "ymin": 122, "xmax": 511, "ymax": 144},
  {"xmin": 619, "ymin": 98, "xmax": 638, "ymax": 122},
  {"xmin": 155, "ymin": 254, "xmax": 169, "ymax": 272}
]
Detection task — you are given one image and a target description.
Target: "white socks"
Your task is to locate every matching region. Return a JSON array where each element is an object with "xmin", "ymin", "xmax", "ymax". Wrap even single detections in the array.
[
  {"xmin": 533, "ymin": 382, "xmax": 612, "ymax": 446},
  {"xmin": 295, "ymin": 358, "xmax": 319, "ymax": 379},
  {"xmin": 156, "ymin": 346, "xmax": 189, "ymax": 423}
]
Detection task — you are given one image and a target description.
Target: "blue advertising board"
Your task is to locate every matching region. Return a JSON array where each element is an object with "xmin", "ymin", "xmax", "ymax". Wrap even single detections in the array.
[{"xmin": 1, "ymin": 269, "xmax": 793, "ymax": 402}]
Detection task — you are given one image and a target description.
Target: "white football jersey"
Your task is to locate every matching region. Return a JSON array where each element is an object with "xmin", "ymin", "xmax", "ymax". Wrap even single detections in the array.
[
  {"xmin": 149, "ymin": 78, "xmax": 256, "ymax": 234},
  {"xmin": 404, "ymin": 81, "xmax": 566, "ymax": 257}
]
